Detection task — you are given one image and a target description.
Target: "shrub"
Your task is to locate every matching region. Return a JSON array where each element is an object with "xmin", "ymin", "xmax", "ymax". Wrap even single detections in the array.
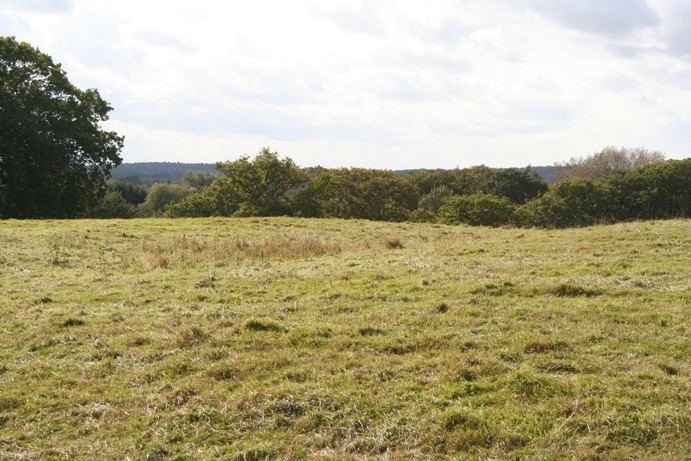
[
  {"xmin": 517, "ymin": 178, "xmax": 610, "ymax": 228},
  {"xmin": 107, "ymin": 181, "xmax": 147, "ymax": 205},
  {"xmin": 88, "ymin": 190, "xmax": 137, "ymax": 219},
  {"xmin": 438, "ymin": 193, "xmax": 516, "ymax": 227},
  {"xmin": 165, "ymin": 187, "xmax": 220, "ymax": 218},
  {"xmin": 419, "ymin": 185, "xmax": 454, "ymax": 213},
  {"xmin": 300, "ymin": 168, "xmax": 419, "ymax": 221},
  {"xmin": 139, "ymin": 183, "xmax": 194, "ymax": 217},
  {"xmin": 482, "ymin": 167, "xmax": 548, "ymax": 205},
  {"xmin": 605, "ymin": 158, "xmax": 691, "ymax": 221},
  {"xmin": 409, "ymin": 208, "xmax": 435, "ymax": 222}
]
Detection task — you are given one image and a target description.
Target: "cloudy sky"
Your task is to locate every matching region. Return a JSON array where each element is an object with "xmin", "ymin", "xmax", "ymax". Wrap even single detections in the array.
[{"xmin": 2, "ymin": 0, "xmax": 691, "ymax": 169}]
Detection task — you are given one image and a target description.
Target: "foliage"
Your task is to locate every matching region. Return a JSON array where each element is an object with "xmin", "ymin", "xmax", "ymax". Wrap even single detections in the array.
[
  {"xmin": 0, "ymin": 36, "xmax": 123, "ymax": 218},
  {"xmin": 180, "ymin": 170, "xmax": 218, "ymax": 190},
  {"xmin": 482, "ymin": 166, "xmax": 548, "ymax": 205},
  {"xmin": 87, "ymin": 190, "xmax": 137, "ymax": 218},
  {"xmin": 107, "ymin": 180, "xmax": 147, "ymax": 205},
  {"xmin": 418, "ymin": 184, "xmax": 454, "ymax": 213},
  {"xmin": 290, "ymin": 170, "xmax": 330, "ymax": 218},
  {"xmin": 214, "ymin": 147, "xmax": 302, "ymax": 217},
  {"xmin": 554, "ymin": 146, "xmax": 665, "ymax": 181},
  {"xmin": 406, "ymin": 165, "xmax": 496, "ymax": 195},
  {"xmin": 406, "ymin": 169, "xmax": 462, "ymax": 195},
  {"xmin": 409, "ymin": 207, "xmax": 436, "ymax": 222},
  {"xmin": 139, "ymin": 183, "xmax": 193, "ymax": 217},
  {"xmin": 110, "ymin": 162, "xmax": 218, "ymax": 186},
  {"xmin": 438, "ymin": 192, "xmax": 516, "ymax": 227},
  {"xmin": 164, "ymin": 185, "xmax": 221, "ymax": 218},
  {"xmin": 295, "ymin": 168, "xmax": 419, "ymax": 221},
  {"xmin": 518, "ymin": 159, "xmax": 691, "ymax": 228},
  {"xmin": 517, "ymin": 177, "xmax": 611, "ymax": 228},
  {"xmin": 604, "ymin": 159, "xmax": 691, "ymax": 221}
]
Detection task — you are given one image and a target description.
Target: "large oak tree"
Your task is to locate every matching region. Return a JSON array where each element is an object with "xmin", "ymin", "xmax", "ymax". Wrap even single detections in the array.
[
  {"xmin": 0, "ymin": 37, "xmax": 124, "ymax": 218},
  {"xmin": 214, "ymin": 147, "xmax": 302, "ymax": 217}
]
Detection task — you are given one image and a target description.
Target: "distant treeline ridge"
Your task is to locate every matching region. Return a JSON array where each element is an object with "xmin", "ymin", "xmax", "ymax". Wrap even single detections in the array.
[{"xmin": 95, "ymin": 146, "xmax": 690, "ymax": 229}]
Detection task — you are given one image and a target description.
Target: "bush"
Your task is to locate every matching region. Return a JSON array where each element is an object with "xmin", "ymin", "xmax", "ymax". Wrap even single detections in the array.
[
  {"xmin": 139, "ymin": 183, "xmax": 194, "ymax": 217},
  {"xmin": 165, "ymin": 187, "xmax": 220, "ymax": 218},
  {"xmin": 299, "ymin": 168, "xmax": 419, "ymax": 221},
  {"xmin": 409, "ymin": 208, "xmax": 435, "ymax": 223},
  {"xmin": 418, "ymin": 185, "xmax": 454, "ymax": 213},
  {"xmin": 517, "ymin": 178, "xmax": 610, "ymax": 228},
  {"xmin": 438, "ymin": 193, "xmax": 516, "ymax": 227},
  {"xmin": 107, "ymin": 181, "xmax": 147, "ymax": 205},
  {"xmin": 605, "ymin": 158, "xmax": 691, "ymax": 221},
  {"xmin": 482, "ymin": 167, "xmax": 548, "ymax": 205},
  {"xmin": 88, "ymin": 190, "xmax": 137, "ymax": 219}
]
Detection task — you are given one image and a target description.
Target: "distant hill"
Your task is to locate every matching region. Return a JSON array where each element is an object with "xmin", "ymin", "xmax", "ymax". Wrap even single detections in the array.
[
  {"xmin": 394, "ymin": 166, "xmax": 558, "ymax": 183},
  {"xmin": 526, "ymin": 166, "xmax": 559, "ymax": 183},
  {"xmin": 110, "ymin": 162, "xmax": 219, "ymax": 185},
  {"xmin": 111, "ymin": 162, "xmax": 559, "ymax": 186}
]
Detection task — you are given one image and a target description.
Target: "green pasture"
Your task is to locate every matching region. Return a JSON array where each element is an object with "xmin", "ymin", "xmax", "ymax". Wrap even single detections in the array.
[{"xmin": 0, "ymin": 218, "xmax": 690, "ymax": 460}]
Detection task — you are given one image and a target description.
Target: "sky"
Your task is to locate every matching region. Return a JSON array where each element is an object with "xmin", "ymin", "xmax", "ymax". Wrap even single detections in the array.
[{"xmin": 1, "ymin": 0, "xmax": 691, "ymax": 169}]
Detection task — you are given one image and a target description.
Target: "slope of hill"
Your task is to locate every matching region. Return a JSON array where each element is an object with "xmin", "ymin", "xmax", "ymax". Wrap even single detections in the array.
[
  {"xmin": 110, "ymin": 162, "xmax": 219, "ymax": 185},
  {"xmin": 111, "ymin": 162, "xmax": 559, "ymax": 185}
]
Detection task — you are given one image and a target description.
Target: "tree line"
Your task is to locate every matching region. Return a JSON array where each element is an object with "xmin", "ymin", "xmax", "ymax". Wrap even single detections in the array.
[
  {"xmin": 90, "ymin": 146, "xmax": 690, "ymax": 228},
  {"xmin": 3, "ymin": 37, "xmax": 688, "ymax": 227},
  {"xmin": 109, "ymin": 162, "xmax": 219, "ymax": 187}
]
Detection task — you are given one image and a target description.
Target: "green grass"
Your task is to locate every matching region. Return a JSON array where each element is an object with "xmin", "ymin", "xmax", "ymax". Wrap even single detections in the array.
[{"xmin": 1, "ymin": 217, "xmax": 691, "ymax": 459}]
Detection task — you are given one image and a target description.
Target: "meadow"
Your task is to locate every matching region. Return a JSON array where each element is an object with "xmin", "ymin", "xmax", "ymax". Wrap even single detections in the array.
[{"xmin": 0, "ymin": 217, "xmax": 690, "ymax": 460}]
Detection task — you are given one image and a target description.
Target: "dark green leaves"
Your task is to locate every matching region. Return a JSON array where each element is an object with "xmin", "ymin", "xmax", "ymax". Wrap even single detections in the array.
[{"xmin": 0, "ymin": 36, "xmax": 124, "ymax": 218}]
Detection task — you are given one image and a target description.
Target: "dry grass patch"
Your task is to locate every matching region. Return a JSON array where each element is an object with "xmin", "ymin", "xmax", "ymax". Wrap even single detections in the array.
[{"xmin": 137, "ymin": 230, "xmax": 351, "ymax": 270}]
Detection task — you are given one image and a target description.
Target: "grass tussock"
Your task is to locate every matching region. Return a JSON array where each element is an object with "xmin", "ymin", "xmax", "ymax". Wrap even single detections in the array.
[
  {"xmin": 547, "ymin": 283, "xmax": 601, "ymax": 297},
  {"xmin": 523, "ymin": 339, "xmax": 570, "ymax": 354},
  {"xmin": 245, "ymin": 319, "xmax": 287, "ymax": 333},
  {"xmin": 358, "ymin": 327, "xmax": 387, "ymax": 336},
  {"xmin": 385, "ymin": 237, "xmax": 405, "ymax": 249},
  {"xmin": 61, "ymin": 318, "xmax": 85, "ymax": 327},
  {"xmin": 139, "ymin": 230, "xmax": 348, "ymax": 269},
  {"xmin": 176, "ymin": 326, "xmax": 207, "ymax": 347},
  {"xmin": 504, "ymin": 371, "xmax": 571, "ymax": 398}
]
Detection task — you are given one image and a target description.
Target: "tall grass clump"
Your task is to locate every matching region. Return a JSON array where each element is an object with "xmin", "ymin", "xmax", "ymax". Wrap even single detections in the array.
[{"xmin": 136, "ymin": 229, "xmax": 349, "ymax": 270}]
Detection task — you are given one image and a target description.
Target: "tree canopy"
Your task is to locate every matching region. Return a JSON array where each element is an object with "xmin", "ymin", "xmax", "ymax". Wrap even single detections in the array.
[
  {"xmin": 161, "ymin": 146, "xmax": 689, "ymax": 229},
  {"xmin": 167, "ymin": 148, "xmax": 303, "ymax": 218},
  {"xmin": 0, "ymin": 36, "xmax": 123, "ymax": 218},
  {"xmin": 293, "ymin": 168, "xmax": 419, "ymax": 221},
  {"xmin": 553, "ymin": 146, "xmax": 665, "ymax": 181},
  {"xmin": 214, "ymin": 148, "xmax": 302, "ymax": 217},
  {"xmin": 482, "ymin": 167, "xmax": 548, "ymax": 205},
  {"xmin": 139, "ymin": 183, "xmax": 193, "ymax": 217}
]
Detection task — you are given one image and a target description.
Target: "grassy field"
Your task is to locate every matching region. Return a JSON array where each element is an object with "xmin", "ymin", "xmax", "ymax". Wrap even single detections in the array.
[{"xmin": 1, "ymin": 217, "xmax": 690, "ymax": 460}]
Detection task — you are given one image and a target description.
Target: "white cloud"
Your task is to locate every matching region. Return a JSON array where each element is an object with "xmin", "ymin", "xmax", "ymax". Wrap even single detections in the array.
[
  {"xmin": 656, "ymin": 0, "xmax": 691, "ymax": 57},
  {"xmin": 1, "ymin": 0, "xmax": 690, "ymax": 168},
  {"xmin": 312, "ymin": 3, "xmax": 388, "ymax": 37},
  {"xmin": 133, "ymin": 30, "xmax": 192, "ymax": 51},
  {"xmin": 0, "ymin": 0, "xmax": 74, "ymax": 14},
  {"xmin": 525, "ymin": 0, "xmax": 659, "ymax": 39}
]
